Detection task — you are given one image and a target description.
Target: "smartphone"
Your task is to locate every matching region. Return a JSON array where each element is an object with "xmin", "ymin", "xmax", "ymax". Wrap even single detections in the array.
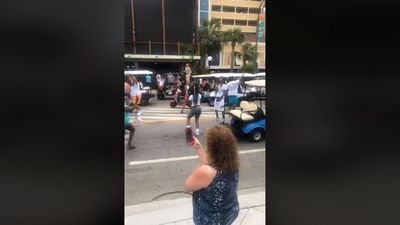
[{"xmin": 185, "ymin": 126, "xmax": 194, "ymax": 145}]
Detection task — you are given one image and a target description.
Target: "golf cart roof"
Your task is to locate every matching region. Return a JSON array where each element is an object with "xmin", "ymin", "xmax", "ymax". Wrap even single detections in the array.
[
  {"xmin": 192, "ymin": 73, "xmax": 255, "ymax": 78},
  {"xmin": 124, "ymin": 70, "xmax": 153, "ymax": 76},
  {"xmin": 245, "ymin": 79, "xmax": 266, "ymax": 87},
  {"xmin": 254, "ymin": 72, "xmax": 266, "ymax": 77}
]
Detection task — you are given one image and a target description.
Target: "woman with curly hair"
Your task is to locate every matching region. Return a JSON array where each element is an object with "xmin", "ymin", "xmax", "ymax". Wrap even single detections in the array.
[{"xmin": 184, "ymin": 125, "xmax": 240, "ymax": 225}]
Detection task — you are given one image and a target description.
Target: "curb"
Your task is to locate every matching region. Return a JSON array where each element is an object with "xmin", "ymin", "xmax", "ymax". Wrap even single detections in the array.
[{"xmin": 125, "ymin": 188, "xmax": 265, "ymax": 225}]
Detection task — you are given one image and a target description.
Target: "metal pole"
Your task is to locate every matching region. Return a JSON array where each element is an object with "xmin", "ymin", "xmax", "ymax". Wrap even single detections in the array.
[
  {"xmin": 162, "ymin": 0, "xmax": 166, "ymax": 55},
  {"xmin": 254, "ymin": 0, "xmax": 265, "ymax": 73}
]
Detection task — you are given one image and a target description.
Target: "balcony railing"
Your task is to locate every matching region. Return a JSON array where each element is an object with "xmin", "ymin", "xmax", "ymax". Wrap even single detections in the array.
[{"xmin": 125, "ymin": 41, "xmax": 200, "ymax": 56}]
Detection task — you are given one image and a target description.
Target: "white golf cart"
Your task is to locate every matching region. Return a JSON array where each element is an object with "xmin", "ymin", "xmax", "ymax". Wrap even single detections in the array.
[{"xmin": 124, "ymin": 70, "xmax": 155, "ymax": 106}]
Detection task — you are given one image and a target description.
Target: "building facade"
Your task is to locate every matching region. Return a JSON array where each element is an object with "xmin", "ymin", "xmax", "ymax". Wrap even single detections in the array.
[
  {"xmin": 198, "ymin": 0, "xmax": 265, "ymax": 71},
  {"xmin": 125, "ymin": 0, "xmax": 201, "ymax": 73}
]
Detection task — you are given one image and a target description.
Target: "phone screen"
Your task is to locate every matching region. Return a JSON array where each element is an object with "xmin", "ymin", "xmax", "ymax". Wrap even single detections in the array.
[{"xmin": 186, "ymin": 127, "xmax": 194, "ymax": 145}]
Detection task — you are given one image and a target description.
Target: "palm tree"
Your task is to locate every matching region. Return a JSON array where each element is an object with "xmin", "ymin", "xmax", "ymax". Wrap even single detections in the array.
[
  {"xmin": 198, "ymin": 19, "xmax": 224, "ymax": 73},
  {"xmin": 239, "ymin": 43, "xmax": 256, "ymax": 67},
  {"xmin": 223, "ymin": 28, "xmax": 245, "ymax": 72}
]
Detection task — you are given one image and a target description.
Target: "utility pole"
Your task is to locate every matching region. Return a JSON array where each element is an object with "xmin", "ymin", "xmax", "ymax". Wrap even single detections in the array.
[{"xmin": 254, "ymin": 0, "xmax": 265, "ymax": 73}]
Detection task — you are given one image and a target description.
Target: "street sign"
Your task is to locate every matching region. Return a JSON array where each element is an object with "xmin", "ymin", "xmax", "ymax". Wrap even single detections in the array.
[{"xmin": 257, "ymin": 21, "xmax": 265, "ymax": 42}]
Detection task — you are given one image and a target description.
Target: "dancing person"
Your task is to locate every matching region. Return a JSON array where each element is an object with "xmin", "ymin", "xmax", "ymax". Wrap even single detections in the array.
[
  {"xmin": 214, "ymin": 78, "xmax": 227, "ymax": 124},
  {"xmin": 130, "ymin": 76, "xmax": 142, "ymax": 122},
  {"xmin": 184, "ymin": 125, "xmax": 240, "ymax": 225},
  {"xmin": 130, "ymin": 76, "xmax": 142, "ymax": 112},
  {"xmin": 226, "ymin": 75, "xmax": 244, "ymax": 110},
  {"xmin": 187, "ymin": 81, "xmax": 202, "ymax": 136}
]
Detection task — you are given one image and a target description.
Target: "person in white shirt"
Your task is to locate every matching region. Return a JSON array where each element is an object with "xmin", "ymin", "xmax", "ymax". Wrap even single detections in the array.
[
  {"xmin": 129, "ymin": 76, "xmax": 142, "ymax": 120},
  {"xmin": 226, "ymin": 77, "xmax": 241, "ymax": 110},
  {"xmin": 214, "ymin": 78, "xmax": 228, "ymax": 124},
  {"xmin": 187, "ymin": 81, "xmax": 202, "ymax": 136}
]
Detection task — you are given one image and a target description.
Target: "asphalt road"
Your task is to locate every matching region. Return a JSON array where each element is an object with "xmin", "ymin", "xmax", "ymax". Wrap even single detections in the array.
[{"xmin": 124, "ymin": 98, "xmax": 266, "ymax": 206}]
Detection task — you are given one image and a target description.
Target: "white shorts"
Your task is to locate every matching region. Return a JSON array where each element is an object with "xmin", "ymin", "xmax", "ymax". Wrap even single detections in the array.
[
  {"xmin": 214, "ymin": 97, "xmax": 225, "ymax": 112},
  {"xmin": 131, "ymin": 92, "xmax": 142, "ymax": 97}
]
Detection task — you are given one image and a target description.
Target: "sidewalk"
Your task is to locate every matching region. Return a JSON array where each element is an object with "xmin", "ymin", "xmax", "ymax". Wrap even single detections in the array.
[{"xmin": 125, "ymin": 188, "xmax": 265, "ymax": 225}]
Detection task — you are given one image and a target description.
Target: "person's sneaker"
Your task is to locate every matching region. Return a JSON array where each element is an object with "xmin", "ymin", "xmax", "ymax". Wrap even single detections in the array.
[
  {"xmin": 128, "ymin": 145, "xmax": 135, "ymax": 150},
  {"xmin": 137, "ymin": 110, "xmax": 142, "ymax": 116},
  {"xmin": 195, "ymin": 128, "xmax": 200, "ymax": 136}
]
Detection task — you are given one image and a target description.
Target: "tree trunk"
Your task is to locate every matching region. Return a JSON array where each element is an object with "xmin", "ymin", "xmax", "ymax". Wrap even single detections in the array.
[{"xmin": 230, "ymin": 43, "xmax": 235, "ymax": 72}]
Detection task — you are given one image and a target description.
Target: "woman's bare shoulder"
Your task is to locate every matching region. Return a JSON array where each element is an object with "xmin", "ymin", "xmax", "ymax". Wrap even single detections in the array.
[{"xmin": 194, "ymin": 165, "xmax": 216, "ymax": 179}]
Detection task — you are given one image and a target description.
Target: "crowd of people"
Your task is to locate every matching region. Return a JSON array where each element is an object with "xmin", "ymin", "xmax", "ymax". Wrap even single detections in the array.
[{"xmin": 125, "ymin": 64, "xmax": 244, "ymax": 224}]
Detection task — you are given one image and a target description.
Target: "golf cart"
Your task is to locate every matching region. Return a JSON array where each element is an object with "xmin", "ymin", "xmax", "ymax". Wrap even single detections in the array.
[
  {"xmin": 229, "ymin": 79, "xmax": 266, "ymax": 142},
  {"xmin": 124, "ymin": 70, "xmax": 155, "ymax": 106},
  {"xmin": 157, "ymin": 72, "xmax": 184, "ymax": 101},
  {"xmin": 193, "ymin": 73, "xmax": 256, "ymax": 107}
]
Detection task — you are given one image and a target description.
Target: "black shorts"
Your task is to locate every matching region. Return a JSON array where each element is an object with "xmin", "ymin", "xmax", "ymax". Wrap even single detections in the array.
[
  {"xmin": 187, "ymin": 106, "xmax": 202, "ymax": 119},
  {"xmin": 125, "ymin": 123, "xmax": 135, "ymax": 132}
]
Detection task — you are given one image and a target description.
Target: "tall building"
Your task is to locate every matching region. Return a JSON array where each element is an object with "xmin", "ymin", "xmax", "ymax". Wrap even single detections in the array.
[
  {"xmin": 125, "ymin": 0, "xmax": 201, "ymax": 73},
  {"xmin": 199, "ymin": 0, "xmax": 265, "ymax": 72}
]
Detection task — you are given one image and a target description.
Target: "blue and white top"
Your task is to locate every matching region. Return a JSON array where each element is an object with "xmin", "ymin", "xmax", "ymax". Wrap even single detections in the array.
[{"xmin": 192, "ymin": 168, "xmax": 240, "ymax": 225}]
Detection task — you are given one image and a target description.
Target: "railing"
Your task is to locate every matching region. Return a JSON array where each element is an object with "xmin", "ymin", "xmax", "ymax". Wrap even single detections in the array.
[{"xmin": 125, "ymin": 41, "xmax": 200, "ymax": 56}]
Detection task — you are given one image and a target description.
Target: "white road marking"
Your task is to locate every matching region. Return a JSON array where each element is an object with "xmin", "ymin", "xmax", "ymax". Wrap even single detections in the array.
[{"xmin": 128, "ymin": 148, "xmax": 265, "ymax": 166}]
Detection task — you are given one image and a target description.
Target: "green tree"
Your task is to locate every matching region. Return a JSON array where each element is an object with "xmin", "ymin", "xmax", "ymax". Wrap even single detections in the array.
[
  {"xmin": 198, "ymin": 19, "xmax": 224, "ymax": 73},
  {"xmin": 241, "ymin": 63, "xmax": 256, "ymax": 73},
  {"xmin": 223, "ymin": 28, "xmax": 245, "ymax": 72},
  {"xmin": 239, "ymin": 43, "xmax": 256, "ymax": 67}
]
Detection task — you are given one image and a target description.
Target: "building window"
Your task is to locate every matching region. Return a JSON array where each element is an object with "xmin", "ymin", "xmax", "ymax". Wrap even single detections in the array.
[
  {"xmin": 200, "ymin": 0, "xmax": 209, "ymax": 11},
  {"xmin": 222, "ymin": 19, "xmax": 234, "ymax": 25},
  {"xmin": 200, "ymin": 12, "xmax": 209, "ymax": 24},
  {"xmin": 211, "ymin": 18, "xmax": 222, "ymax": 24},
  {"xmin": 235, "ymin": 20, "xmax": 247, "ymax": 26},
  {"xmin": 248, "ymin": 20, "xmax": 258, "ymax": 26},
  {"xmin": 199, "ymin": 0, "xmax": 209, "ymax": 25},
  {"xmin": 249, "ymin": 8, "xmax": 259, "ymax": 14},
  {"xmin": 236, "ymin": 7, "xmax": 248, "ymax": 14},
  {"xmin": 211, "ymin": 5, "xmax": 222, "ymax": 12},
  {"xmin": 223, "ymin": 6, "xmax": 235, "ymax": 13}
]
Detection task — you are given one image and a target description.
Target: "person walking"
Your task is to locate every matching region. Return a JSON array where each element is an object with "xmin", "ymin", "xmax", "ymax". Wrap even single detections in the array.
[
  {"xmin": 129, "ymin": 76, "xmax": 142, "ymax": 122},
  {"xmin": 214, "ymin": 78, "xmax": 228, "ymax": 124},
  {"xmin": 184, "ymin": 125, "xmax": 240, "ymax": 225},
  {"xmin": 187, "ymin": 81, "xmax": 202, "ymax": 136}
]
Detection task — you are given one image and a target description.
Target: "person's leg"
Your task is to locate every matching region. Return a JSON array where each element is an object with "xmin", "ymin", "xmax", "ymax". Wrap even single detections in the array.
[
  {"xmin": 215, "ymin": 110, "xmax": 219, "ymax": 120},
  {"xmin": 187, "ymin": 110, "xmax": 194, "ymax": 126},
  {"xmin": 126, "ymin": 125, "xmax": 135, "ymax": 150}
]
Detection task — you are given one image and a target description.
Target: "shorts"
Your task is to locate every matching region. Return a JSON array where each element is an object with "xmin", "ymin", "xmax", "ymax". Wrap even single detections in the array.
[
  {"xmin": 187, "ymin": 106, "xmax": 202, "ymax": 119},
  {"xmin": 125, "ymin": 123, "xmax": 135, "ymax": 132},
  {"xmin": 228, "ymin": 96, "xmax": 238, "ymax": 106},
  {"xmin": 214, "ymin": 97, "xmax": 225, "ymax": 112}
]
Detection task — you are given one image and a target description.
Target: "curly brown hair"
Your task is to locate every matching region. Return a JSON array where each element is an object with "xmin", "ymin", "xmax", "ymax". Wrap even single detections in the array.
[{"xmin": 205, "ymin": 125, "xmax": 239, "ymax": 173}]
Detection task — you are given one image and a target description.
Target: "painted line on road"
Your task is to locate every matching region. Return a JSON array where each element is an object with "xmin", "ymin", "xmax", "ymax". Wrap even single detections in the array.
[{"xmin": 128, "ymin": 148, "xmax": 265, "ymax": 166}]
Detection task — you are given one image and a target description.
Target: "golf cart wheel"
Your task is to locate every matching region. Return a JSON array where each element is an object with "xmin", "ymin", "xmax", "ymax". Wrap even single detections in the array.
[
  {"xmin": 208, "ymin": 99, "xmax": 214, "ymax": 107},
  {"xmin": 158, "ymin": 92, "xmax": 165, "ymax": 100},
  {"xmin": 170, "ymin": 101, "xmax": 177, "ymax": 108},
  {"xmin": 248, "ymin": 128, "xmax": 265, "ymax": 142}
]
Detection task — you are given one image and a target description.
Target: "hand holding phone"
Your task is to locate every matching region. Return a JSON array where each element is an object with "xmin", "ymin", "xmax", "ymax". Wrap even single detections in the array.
[{"xmin": 190, "ymin": 136, "xmax": 202, "ymax": 150}]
